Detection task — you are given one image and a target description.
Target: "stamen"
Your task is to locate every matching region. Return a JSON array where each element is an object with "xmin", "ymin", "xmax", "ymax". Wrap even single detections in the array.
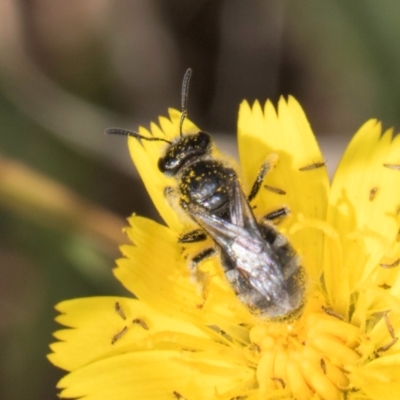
[
  {"xmin": 271, "ymin": 377, "xmax": 285, "ymax": 388},
  {"xmin": 287, "ymin": 360, "xmax": 314, "ymax": 399},
  {"xmin": 384, "ymin": 311, "xmax": 396, "ymax": 339},
  {"xmin": 322, "ymin": 306, "xmax": 344, "ymax": 320},
  {"xmin": 376, "ymin": 337, "xmax": 398, "ymax": 353},
  {"xmin": 253, "ymin": 308, "xmax": 359, "ymax": 399},
  {"xmin": 250, "ymin": 342, "xmax": 261, "ymax": 353},
  {"xmin": 375, "ymin": 311, "xmax": 399, "ymax": 353},
  {"xmin": 273, "ymin": 351, "xmax": 289, "ymax": 384},
  {"xmin": 257, "ymin": 351, "xmax": 277, "ymax": 391},
  {"xmin": 311, "ymin": 333, "xmax": 360, "ymax": 364},
  {"xmin": 300, "ymin": 359, "xmax": 341, "ymax": 400},
  {"xmin": 306, "ymin": 313, "xmax": 359, "ymax": 346},
  {"xmin": 323, "ymin": 359, "xmax": 349, "ymax": 388}
]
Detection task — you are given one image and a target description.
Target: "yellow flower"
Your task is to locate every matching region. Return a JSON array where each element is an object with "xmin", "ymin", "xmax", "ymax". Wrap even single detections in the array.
[{"xmin": 49, "ymin": 97, "xmax": 400, "ymax": 400}]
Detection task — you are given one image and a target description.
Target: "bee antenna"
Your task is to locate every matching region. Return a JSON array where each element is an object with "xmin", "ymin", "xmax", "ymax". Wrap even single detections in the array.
[
  {"xmin": 179, "ymin": 68, "xmax": 192, "ymax": 136},
  {"xmin": 106, "ymin": 128, "xmax": 171, "ymax": 144}
]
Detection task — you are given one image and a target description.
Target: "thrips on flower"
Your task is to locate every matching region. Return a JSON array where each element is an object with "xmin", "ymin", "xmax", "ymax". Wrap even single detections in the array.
[
  {"xmin": 48, "ymin": 74, "xmax": 400, "ymax": 400},
  {"xmin": 111, "ymin": 326, "xmax": 128, "ymax": 345},
  {"xmin": 114, "ymin": 301, "xmax": 126, "ymax": 320},
  {"xmin": 298, "ymin": 161, "xmax": 326, "ymax": 171},
  {"xmin": 132, "ymin": 317, "xmax": 149, "ymax": 331}
]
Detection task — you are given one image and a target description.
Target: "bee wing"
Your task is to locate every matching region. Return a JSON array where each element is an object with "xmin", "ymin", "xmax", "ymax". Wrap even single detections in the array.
[
  {"xmin": 229, "ymin": 179, "xmax": 259, "ymax": 233},
  {"xmin": 189, "ymin": 203, "xmax": 253, "ymax": 248},
  {"xmin": 188, "ymin": 204, "xmax": 285, "ymax": 301},
  {"xmin": 187, "ymin": 178, "xmax": 261, "ymax": 249}
]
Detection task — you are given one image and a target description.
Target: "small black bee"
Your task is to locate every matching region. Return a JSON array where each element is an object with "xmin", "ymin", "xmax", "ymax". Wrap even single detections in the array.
[{"xmin": 107, "ymin": 69, "xmax": 305, "ymax": 318}]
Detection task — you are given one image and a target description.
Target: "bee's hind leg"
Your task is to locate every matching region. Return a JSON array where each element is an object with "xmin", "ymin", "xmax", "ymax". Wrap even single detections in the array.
[
  {"xmin": 187, "ymin": 247, "xmax": 217, "ymax": 306},
  {"xmin": 178, "ymin": 229, "xmax": 211, "ymax": 274}
]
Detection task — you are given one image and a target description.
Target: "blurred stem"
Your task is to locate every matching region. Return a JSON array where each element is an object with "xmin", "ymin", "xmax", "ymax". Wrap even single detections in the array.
[{"xmin": 0, "ymin": 153, "xmax": 127, "ymax": 255}]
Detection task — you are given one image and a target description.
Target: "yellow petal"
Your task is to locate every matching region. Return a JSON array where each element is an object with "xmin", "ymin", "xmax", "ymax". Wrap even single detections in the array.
[
  {"xmin": 114, "ymin": 215, "xmax": 254, "ymax": 334},
  {"xmin": 127, "ymin": 109, "xmax": 200, "ymax": 231},
  {"xmin": 50, "ymin": 99, "xmax": 400, "ymax": 400},
  {"xmin": 57, "ymin": 350, "xmax": 255, "ymax": 400},
  {"xmin": 115, "ymin": 216, "xmax": 202, "ymax": 318},
  {"xmin": 327, "ymin": 120, "xmax": 400, "ymax": 313},
  {"xmin": 237, "ymin": 97, "xmax": 329, "ymax": 281},
  {"xmin": 350, "ymin": 354, "xmax": 400, "ymax": 399},
  {"xmin": 48, "ymin": 296, "xmax": 209, "ymax": 372}
]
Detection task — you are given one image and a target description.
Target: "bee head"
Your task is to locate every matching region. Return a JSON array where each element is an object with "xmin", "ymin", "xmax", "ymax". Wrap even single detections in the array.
[{"xmin": 158, "ymin": 131, "xmax": 212, "ymax": 176}]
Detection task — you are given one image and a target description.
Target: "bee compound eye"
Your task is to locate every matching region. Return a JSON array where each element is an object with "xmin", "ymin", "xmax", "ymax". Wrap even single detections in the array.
[
  {"xmin": 158, "ymin": 132, "xmax": 212, "ymax": 176},
  {"xmin": 158, "ymin": 150, "xmax": 183, "ymax": 176},
  {"xmin": 158, "ymin": 156, "xmax": 168, "ymax": 174},
  {"xmin": 196, "ymin": 131, "xmax": 211, "ymax": 150}
]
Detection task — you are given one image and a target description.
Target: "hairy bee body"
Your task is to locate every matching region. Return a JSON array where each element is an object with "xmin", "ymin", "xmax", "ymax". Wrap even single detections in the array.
[{"xmin": 108, "ymin": 69, "xmax": 305, "ymax": 318}]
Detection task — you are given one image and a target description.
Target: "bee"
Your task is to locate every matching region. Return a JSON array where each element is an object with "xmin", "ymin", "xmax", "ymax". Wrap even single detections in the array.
[{"xmin": 107, "ymin": 69, "xmax": 305, "ymax": 318}]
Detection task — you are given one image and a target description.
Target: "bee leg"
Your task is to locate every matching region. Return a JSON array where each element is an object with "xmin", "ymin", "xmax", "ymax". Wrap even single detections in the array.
[
  {"xmin": 179, "ymin": 229, "xmax": 207, "ymax": 243},
  {"xmin": 262, "ymin": 207, "xmax": 290, "ymax": 224},
  {"xmin": 247, "ymin": 154, "xmax": 278, "ymax": 203},
  {"xmin": 187, "ymin": 247, "xmax": 216, "ymax": 309}
]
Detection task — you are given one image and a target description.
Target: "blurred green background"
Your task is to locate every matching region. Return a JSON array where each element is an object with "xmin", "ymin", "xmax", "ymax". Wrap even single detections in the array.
[{"xmin": 1, "ymin": 1, "xmax": 400, "ymax": 399}]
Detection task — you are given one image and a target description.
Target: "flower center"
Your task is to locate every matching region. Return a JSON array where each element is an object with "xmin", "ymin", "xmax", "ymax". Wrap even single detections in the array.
[{"xmin": 250, "ymin": 301, "xmax": 361, "ymax": 400}]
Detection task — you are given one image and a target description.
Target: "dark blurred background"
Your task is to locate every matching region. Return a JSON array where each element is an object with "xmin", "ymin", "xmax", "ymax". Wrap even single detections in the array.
[{"xmin": 1, "ymin": 1, "xmax": 400, "ymax": 399}]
